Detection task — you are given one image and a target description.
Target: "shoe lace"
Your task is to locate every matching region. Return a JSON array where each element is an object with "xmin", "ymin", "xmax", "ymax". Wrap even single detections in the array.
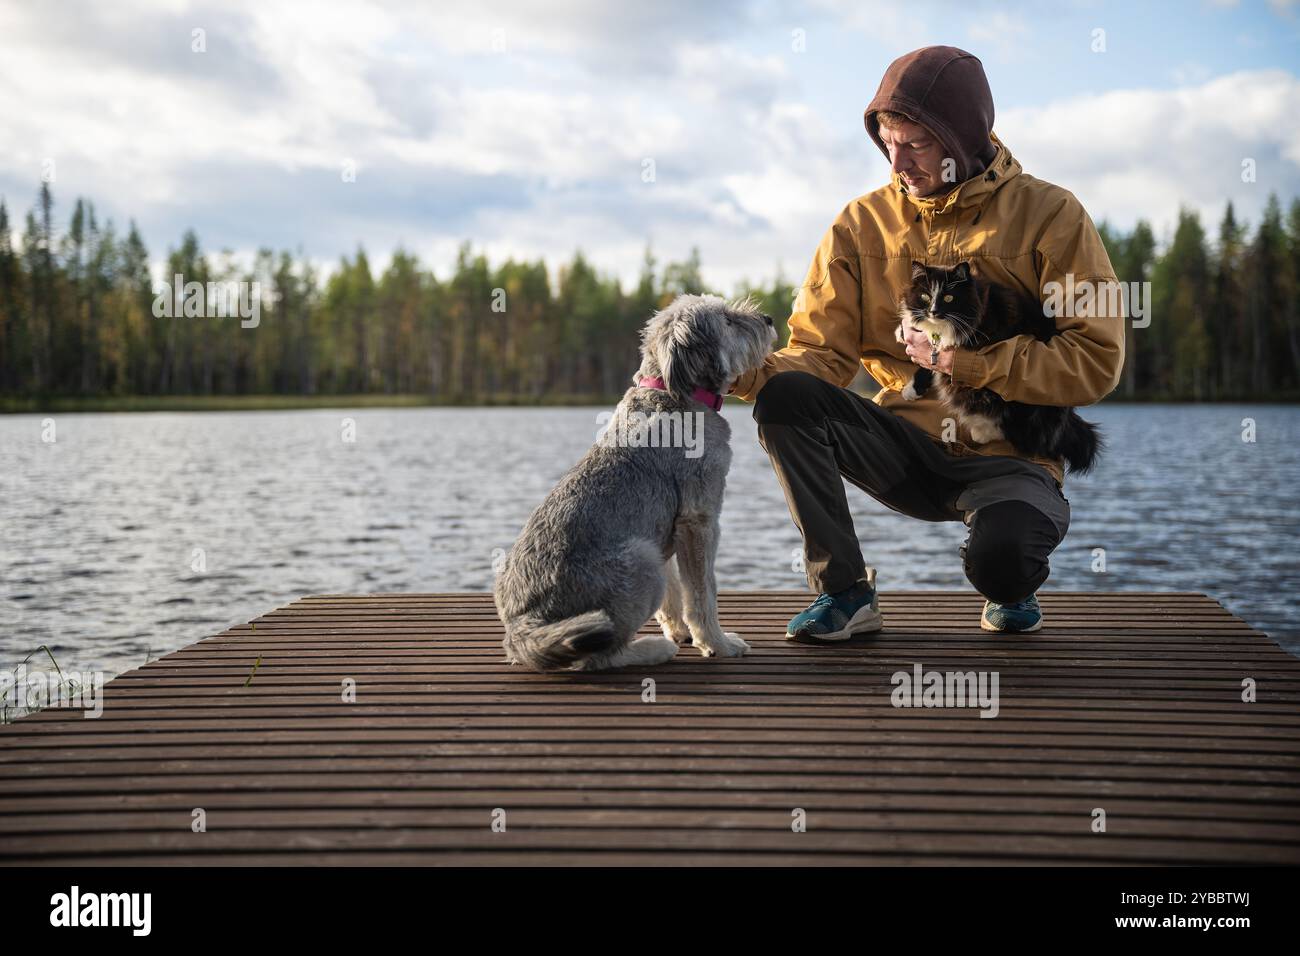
[
  {"xmin": 803, "ymin": 592, "xmax": 836, "ymax": 614},
  {"xmin": 1001, "ymin": 596, "xmax": 1037, "ymax": 612}
]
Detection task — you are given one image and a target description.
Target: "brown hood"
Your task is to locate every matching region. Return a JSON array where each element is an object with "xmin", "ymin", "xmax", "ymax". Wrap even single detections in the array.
[{"xmin": 864, "ymin": 45, "xmax": 997, "ymax": 186}]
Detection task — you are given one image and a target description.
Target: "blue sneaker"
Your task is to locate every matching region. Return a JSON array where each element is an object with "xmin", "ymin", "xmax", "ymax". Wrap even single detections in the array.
[
  {"xmin": 981, "ymin": 594, "xmax": 1043, "ymax": 633},
  {"xmin": 787, "ymin": 569, "xmax": 883, "ymax": 643}
]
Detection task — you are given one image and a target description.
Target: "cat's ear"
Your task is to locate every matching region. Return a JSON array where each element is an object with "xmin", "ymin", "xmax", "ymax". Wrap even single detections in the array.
[
  {"xmin": 952, "ymin": 261, "xmax": 972, "ymax": 282},
  {"xmin": 910, "ymin": 260, "xmax": 927, "ymax": 281}
]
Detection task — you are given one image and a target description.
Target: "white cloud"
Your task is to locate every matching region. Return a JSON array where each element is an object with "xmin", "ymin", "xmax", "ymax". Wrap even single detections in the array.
[
  {"xmin": 997, "ymin": 69, "xmax": 1300, "ymax": 236},
  {"xmin": 0, "ymin": 0, "xmax": 870, "ymax": 289},
  {"xmin": 968, "ymin": 11, "xmax": 1032, "ymax": 63},
  {"xmin": 0, "ymin": 0, "xmax": 1297, "ymax": 296},
  {"xmin": 807, "ymin": 0, "xmax": 938, "ymax": 53}
]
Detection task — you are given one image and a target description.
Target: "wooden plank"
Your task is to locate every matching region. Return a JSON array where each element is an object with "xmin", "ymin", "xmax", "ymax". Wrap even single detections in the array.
[
  {"xmin": 1, "ymin": 828, "xmax": 1296, "ymax": 865},
  {"xmin": 2, "ymin": 789, "xmax": 1296, "ymax": 823},
  {"xmin": 1, "ymin": 590, "xmax": 1297, "ymax": 865}
]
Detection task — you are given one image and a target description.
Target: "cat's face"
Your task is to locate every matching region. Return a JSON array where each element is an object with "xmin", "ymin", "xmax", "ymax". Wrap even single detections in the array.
[{"xmin": 897, "ymin": 260, "xmax": 981, "ymax": 350}]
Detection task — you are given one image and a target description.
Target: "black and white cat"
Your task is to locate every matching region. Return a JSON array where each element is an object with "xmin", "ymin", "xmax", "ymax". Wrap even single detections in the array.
[{"xmin": 895, "ymin": 260, "xmax": 1102, "ymax": 474}]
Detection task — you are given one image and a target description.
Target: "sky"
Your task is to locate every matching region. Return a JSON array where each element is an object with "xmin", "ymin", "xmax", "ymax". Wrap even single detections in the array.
[{"xmin": 1, "ymin": 0, "xmax": 1298, "ymax": 290}]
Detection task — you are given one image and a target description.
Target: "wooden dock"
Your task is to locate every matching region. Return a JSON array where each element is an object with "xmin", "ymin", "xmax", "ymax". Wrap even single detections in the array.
[{"xmin": 2, "ymin": 591, "xmax": 1298, "ymax": 865}]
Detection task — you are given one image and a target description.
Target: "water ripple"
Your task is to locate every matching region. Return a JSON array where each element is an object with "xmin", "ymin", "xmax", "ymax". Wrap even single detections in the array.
[{"xmin": 1, "ymin": 403, "xmax": 1297, "ymax": 678}]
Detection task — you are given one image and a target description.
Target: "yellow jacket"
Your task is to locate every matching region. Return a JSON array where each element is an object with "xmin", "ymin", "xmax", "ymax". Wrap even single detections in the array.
[{"xmin": 729, "ymin": 133, "xmax": 1125, "ymax": 486}]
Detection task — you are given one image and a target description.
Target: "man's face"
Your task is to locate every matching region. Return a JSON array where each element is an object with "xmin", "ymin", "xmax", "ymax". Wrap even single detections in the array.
[{"xmin": 877, "ymin": 119, "xmax": 947, "ymax": 197}]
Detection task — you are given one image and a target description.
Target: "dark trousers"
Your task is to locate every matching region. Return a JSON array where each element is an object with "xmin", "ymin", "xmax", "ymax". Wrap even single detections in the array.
[{"xmin": 753, "ymin": 370, "xmax": 1070, "ymax": 604}]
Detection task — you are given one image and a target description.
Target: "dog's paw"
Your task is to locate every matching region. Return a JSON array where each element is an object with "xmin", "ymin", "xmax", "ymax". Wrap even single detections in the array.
[
  {"xmin": 655, "ymin": 610, "xmax": 692, "ymax": 646},
  {"xmin": 639, "ymin": 635, "xmax": 681, "ymax": 665},
  {"xmin": 697, "ymin": 631, "xmax": 750, "ymax": 658},
  {"xmin": 660, "ymin": 624, "xmax": 693, "ymax": 645}
]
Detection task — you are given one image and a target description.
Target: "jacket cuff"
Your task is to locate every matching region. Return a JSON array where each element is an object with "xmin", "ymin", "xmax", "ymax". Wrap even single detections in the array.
[
  {"xmin": 949, "ymin": 348, "xmax": 987, "ymax": 388},
  {"xmin": 728, "ymin": 367, "xmax": 759, "ymax": 401}
]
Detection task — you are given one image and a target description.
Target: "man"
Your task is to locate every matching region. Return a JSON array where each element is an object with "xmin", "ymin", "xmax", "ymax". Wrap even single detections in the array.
[{"xmin": 727, "ymin": 45, "xmax": 1124, "ymax": 640}]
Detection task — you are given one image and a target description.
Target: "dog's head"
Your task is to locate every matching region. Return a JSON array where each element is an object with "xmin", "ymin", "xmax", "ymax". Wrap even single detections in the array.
[
  {"xmin": 636, "ymin": 294, "xmax": 776, "ymax": 397},
  {"xmin": 898, "ymin": 260, "xmax": 983, "ymax": 350}
]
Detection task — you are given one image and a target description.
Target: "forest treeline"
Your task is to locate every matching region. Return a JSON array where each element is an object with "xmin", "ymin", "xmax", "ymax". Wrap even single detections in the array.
[{"xmin": 1, "ymin": 182, "xmax": 1298, "ymax": 404}]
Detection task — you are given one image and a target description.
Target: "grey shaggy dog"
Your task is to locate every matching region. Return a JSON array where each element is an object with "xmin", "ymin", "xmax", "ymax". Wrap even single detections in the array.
[{"xmin": 494, "ymin": 294, "xmax": 777, "ymax": 672}]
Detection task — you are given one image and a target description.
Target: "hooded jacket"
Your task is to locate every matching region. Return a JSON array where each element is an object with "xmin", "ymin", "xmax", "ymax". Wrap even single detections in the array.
[
  {"xmin": 729, "ymin": 49, "xmax": 1125, "ymax": 486},
  {"xmin": 865, "ymin": 45, "xmax": 997, "ymax": 185}
]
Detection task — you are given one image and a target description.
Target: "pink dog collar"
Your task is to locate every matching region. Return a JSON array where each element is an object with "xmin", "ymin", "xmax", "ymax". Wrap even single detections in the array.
[{"xmin": 637, "ymin": 376, "xmax": 724, "ymax": 412}]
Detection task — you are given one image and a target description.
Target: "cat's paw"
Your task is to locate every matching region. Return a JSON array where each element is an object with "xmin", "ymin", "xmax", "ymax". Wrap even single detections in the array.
[
  {"xmin": 901, "ymin": 382, "xmax": 922, "ymax": 401},
  {"xmin": 967, "ymin": 420, "xmax": 1004, "ymax": 444}
]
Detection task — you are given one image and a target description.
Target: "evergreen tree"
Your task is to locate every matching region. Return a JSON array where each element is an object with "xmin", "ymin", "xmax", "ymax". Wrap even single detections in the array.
[
  {"xmin": 1, "ymin": 179, "xmax": 1298, "ymax": 404},
  {"xmin": 1208, "ymin": 204, "xmax": 1247, "ymax": 397},
  {"xmin": 1284, "ymin": 198, "xmax": 1300, "ymax": 393},
  {"xmin": 1118, "ymin": 220, "xmax": 1156, "ymax": 398},
  {"xmin": 1150, "ymin": 209, "xmax": 1209, "ymax": 398},
  {"xmin": 0, "ymin": 201, "xmax": 21, "ymax": 393},
  {"xmin": 1244, "ymin": 194, "xmax": 1289, "ymax": 394}
]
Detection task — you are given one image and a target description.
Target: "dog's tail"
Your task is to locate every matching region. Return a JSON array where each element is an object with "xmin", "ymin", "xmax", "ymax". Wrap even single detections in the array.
[
  {"xmin": 1060, "ymin": 412, "xmax": 1103, "ymax": 475},
  {"xmin": 503, "ymin": 609, "xmax": 620, "ymax": 672}
]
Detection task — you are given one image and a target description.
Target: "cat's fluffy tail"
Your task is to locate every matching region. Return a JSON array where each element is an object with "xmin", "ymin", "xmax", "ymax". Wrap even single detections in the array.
[{"xmin": 1061, "ymin": 413, "xmax": 1103, "ymax": 474}]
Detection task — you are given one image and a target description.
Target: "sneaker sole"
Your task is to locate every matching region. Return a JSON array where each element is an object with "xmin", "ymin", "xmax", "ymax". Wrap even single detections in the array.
[
  {"xmin": 787, "ymin": 604, "xmax": 884, "ymax": 644},
  {"xmin": 980, "ymin": 610, "xmax": 1043, "ymax": 633}
]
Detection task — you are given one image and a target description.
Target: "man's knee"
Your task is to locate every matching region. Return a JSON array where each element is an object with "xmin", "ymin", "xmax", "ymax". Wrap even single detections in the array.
[
  {"xmin": 962, "ymin": 500, "xmax": 1060, "ymax": 604},
  {"xmin": 753, "ymin": 370, "xmax": 839, "ymax": 427}
]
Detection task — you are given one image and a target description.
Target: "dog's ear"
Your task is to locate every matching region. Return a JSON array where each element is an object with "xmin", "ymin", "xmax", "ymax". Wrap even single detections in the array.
[
  {"xmin": 659, "ymin": 305, "xmax": 727, "ymax": 396},
  {"xmin": 657, "ymin": 317, "xmax": 695, "ymax": 395},
  {"xmin": 638, "ymin": 304, "xmax": 674, "ymax": 378}
]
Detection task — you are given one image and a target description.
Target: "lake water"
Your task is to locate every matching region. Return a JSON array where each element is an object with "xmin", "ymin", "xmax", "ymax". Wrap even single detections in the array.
[{"xmin": 2, "ymin": 402, "xmax": 1297, "ymax": 679}]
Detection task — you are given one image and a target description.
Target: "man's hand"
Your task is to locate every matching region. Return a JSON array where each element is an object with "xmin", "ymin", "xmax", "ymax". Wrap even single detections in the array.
[{"xmin": 901, "ymin": 325, "xmax": 955, "ymax": 375}]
